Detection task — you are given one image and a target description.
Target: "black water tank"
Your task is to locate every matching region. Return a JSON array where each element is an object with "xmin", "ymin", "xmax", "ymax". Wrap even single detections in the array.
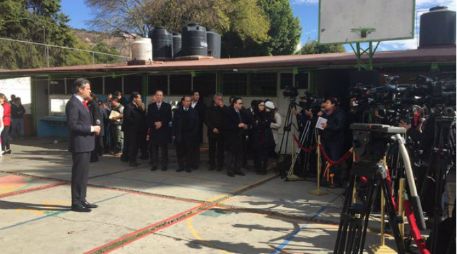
[
  {"xmin": 172, "ymin": 32, "xmax": 182, "ymax": 58},
  {"xmin": 150, "ymin": 27, "xmax": 172, "ymax": 60},
  {"xmin": 182, "ymin": 23, "xmax": 208, "ymax": 56},
  {"xmin": 420, "ymin": 6, "xmax": 456, "ymax": 48},
  {"xmin": 207, "ymin": 29, "xmax": 221, "ymax": 58}
]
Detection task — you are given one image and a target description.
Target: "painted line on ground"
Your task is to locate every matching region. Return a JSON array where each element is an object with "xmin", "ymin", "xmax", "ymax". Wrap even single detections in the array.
[
  {"xmin": 270, "ymin": 193, "xmax": 343, "ymax": 254},
  {"xmin": 84, "ymin": 174, "xmax": 278, "ymax": 254},
  {"xmin": 0, "ymin": 193, "xmax": 128, "ymax": 231},
  {"xmin": 0, "ymin": 182, "xmax": 66, "ymax": 199},
  {"xmin": 0, "ymin": 167, "xmax": 142, "ymax": 199}
]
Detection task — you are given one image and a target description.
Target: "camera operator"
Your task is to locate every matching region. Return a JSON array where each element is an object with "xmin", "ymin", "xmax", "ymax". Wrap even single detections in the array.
[{"xmin": 319, "ymin": 97, "xmax": 348, "ymax": 187}]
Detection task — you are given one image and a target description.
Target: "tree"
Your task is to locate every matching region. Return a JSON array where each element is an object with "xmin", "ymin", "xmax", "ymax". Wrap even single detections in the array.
[
  {"xmin": 258, "ymin": 0, "xmax": 301, "ymax": 55},
  {"xmin": 299, "ymin": 40, "xmax": 345, "ymax": 54},
  {"xmin": 86, "ymin": 0, "xmax": 271, "ymax": 57},
  {"xmin": 0, "ymin": 0, "xmax": 121, "ymax": 69}
]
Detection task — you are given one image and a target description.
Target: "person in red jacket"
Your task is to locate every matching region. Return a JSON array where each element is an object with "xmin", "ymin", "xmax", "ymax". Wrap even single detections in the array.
[{"xmin": 0, "ymin": 93, "xmax": 11, "ymax": 154}]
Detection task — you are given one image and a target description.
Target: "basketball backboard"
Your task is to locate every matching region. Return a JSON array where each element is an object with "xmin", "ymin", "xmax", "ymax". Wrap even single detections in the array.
[{"xmin": 318, "ymin": 0, "xmax": 415, "ymax": 44}]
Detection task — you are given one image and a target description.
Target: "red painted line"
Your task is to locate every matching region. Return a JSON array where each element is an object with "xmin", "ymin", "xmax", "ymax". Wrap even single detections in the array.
[
  {"xmin": 84, "ymin": 174, "xmax": 278, "ymax": 254},
  {"xmin": 0, "ymin": 181, "xmax": 65, "ymax": 199},
  {"xmin": 84, "ymin": 202, "xmax": 216, "ymax": 254}
]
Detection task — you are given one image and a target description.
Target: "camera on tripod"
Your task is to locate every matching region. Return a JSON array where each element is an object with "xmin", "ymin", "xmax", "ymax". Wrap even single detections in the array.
[{"xmin": 351, "ymin": 123, "xmax": 406, "ymax": 175}]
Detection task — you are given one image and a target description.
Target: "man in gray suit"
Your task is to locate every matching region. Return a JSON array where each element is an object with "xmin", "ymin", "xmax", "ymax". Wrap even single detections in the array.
[{"xmin": 65, "ymin": 78, "xmax": 101, "ymax": 212}]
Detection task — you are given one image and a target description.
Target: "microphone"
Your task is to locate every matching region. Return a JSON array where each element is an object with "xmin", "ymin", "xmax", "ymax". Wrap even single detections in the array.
[{"xmin": 95, "ymin": 119, "xmax": 101, "ymax": 126}]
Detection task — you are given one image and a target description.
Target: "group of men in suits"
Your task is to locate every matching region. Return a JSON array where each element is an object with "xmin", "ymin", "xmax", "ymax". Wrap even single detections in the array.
[{"xmin": 66, "ymin": 78, "xmax": 257, "ymax": 212}]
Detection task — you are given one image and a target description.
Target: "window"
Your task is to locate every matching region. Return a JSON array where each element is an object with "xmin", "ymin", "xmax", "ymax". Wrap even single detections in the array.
[
  {"xmin": 66, "ymin": 78, "xmax": 76, "ymax": 95},
  {"xmin": 295, "ymin": 72, "xmax": 309, "ymax": 89},
  {"xmin": 222, "ymin": 73, "xmax": 247, "ymax": 96},
  {"xmin": 66, "ymin": 77, "xmax": 103, "ymax": 95},
  {"xmin": 105, "ymin": 76, "xmax": 123, "ymax": 94},
  {"xmin": 148, "ymin": 75, "xmax": 168, "ymax": 95},
  {"xmin": 123, "ymin": 75, "xmax": 142, "ymax": 94},
  {"xmin": 170, "ymin": 74, "xmax": 191, "ymax": 95},
  {"xmin": 280, "ymin": 73, "xmax": 293, "ymax": 89},
  {"xmin": 88, "ymin": 77, "xmax": 104, "ymax": 95},
  {"xmin": 193, "ymin": 73, "xmax": 216, "ymax": 97},
  {"xmin": 250, "ymin": 73, "xmax": 277, "ymax": 97},
  {"xmin": 49, "ymin": 79, "xmax": 65, "ymax": 94}
]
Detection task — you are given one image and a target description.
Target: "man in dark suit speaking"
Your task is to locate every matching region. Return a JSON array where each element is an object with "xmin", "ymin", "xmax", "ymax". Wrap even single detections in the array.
[{"xmin": 65, "ymin": 78, "xmax": 101, "ymax": 212}]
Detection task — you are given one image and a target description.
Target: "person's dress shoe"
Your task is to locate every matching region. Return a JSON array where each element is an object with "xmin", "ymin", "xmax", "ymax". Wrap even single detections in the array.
[
  {"xmin": 227, "ymin": 171, "xmax": 235, "ymax": 177},
  {"xmin": 150, "ymin": 165, "xmax": 157, "ymax": 171},
  {"xmin": 129, "ymin": 162, "xmax": 140, "ymax": 167},
  {"xmin": 71, "ymin": 204, "xmax": 91, "ymax": 212},
  {"xmin": 185, "ymin": 168, "xmax": 192, "ymax": 173},
  {"xmin": 161, "ymin": 166, "xmax": 167, "ymax": 171},
  {"xmin": 3, "ymin": 150, "xmax": 11, "ymax": 155},
  {"xmin": 176, "ymin": 168, "xmax": 185, "ymax": 172},
  {"xmin": 83, "ymin": 201, "xmax": 98, "ymax": 208}
]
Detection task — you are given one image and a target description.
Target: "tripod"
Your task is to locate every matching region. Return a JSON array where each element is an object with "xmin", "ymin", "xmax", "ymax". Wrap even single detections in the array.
[
  {"xmin": 278, "ymin": 99, "xmax": 297, "ymax": 178},
  {"xmin": 285, "ymin": 119, "xmax": 316, "ymax": 180},
  {"xmin": 426, "ymin": 116, "xmax": 455, "ymax": 254},
  {"xmin": 334, "ymin": 124, "xmax": 406, "ymax": 254}
]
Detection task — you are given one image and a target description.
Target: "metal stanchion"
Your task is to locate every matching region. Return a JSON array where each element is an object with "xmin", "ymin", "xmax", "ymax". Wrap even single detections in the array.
[
  {"xmin": 309, "ymin": 135, "xmax": 328, "ymax": 196},
  {"xmin": 370, "ymin": 160, "xmax": 396, "ymax": 253},
  {"xmin": 398, "ymin": 178, "xmax": 405, "ymax": 237}
]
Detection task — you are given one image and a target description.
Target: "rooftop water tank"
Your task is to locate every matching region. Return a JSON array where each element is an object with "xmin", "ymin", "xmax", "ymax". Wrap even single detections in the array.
[
  {"xmin": 419, "ymin": 6, "xmax": 456, "ymax": 48},
  {"xmin": 207, "ymin": 29, "xmax": 221, "ymax": 58},
  {"xmin": 131, "ymin": 37, "xmax": 152, "ymax": 61},
  {"xmin": 172, "ymin": 32, "xmax": 182, "ymax": 58},
  {"xmin": 150, "ymin": 27, "xmax": 173, "ymax": 60},
  {"xmin": 181, "ymin": 23, "xmax": 208, "ymax": 57}
]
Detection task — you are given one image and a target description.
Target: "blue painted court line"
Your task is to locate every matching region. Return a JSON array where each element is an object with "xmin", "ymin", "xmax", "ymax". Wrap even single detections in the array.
[
  {"xmin": 270, "ymin": 194, "xmax": 343, "ymax": 254},
  {"xmin": 0, "ymin": 193, "xmax": 128, "ymax": 231}
]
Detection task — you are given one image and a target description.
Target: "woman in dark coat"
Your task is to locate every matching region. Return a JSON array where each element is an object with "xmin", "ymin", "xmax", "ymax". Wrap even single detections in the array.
[{"xmin": 251, "ymin": 101, "xmax": 275, "ymax": 175}]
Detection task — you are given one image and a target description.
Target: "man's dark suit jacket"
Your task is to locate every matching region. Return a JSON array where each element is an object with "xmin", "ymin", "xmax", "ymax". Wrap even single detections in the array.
[
  {"xmin": 66, "ymin": 95, "xmax": 95, "ymax": 153},
  {"xmin": 147, "ymin": 102, "xmax": 172, "ymax": 144},
  {"xmin": 172, "ymin": 107, "xmax": 199, "ymax": 144}
]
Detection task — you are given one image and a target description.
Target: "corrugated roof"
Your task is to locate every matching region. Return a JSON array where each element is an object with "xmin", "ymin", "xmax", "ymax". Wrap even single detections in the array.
[{"xmin": 0, "ymin": 46, "xmax": 454, "ymax": 77}]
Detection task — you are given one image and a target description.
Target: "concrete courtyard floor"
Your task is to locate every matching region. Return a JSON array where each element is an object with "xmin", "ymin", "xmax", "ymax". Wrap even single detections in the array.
[{"xmin": 0, "ymin": 138, "xmax": 398, "ymax": 254}]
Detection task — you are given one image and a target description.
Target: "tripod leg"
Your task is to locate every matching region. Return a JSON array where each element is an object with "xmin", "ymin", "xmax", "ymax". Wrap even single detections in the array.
[
  {"xmin": 381, "ymin": 179, "xmax": 406, "ymax": 254},
  {"xmin": 357, "ymin": 177, "xmax": 379, "ymax": 254},
  {"xmin": 334, "ymin": 176, "xmax": 356, "ymax": 253}
]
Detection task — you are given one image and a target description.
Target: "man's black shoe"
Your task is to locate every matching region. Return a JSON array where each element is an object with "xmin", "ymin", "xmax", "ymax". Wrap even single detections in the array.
[
  {"xmin": 161, "ymin": 166, "xmax": 167, "ymax": 171},
  {"xmin": 185, "ymin": 168, "xmax": 192, "ymax": 173},
  {"xmin": 129, "ymin": 162, "xmax": 140, "ymax": 167},
  {"xmin": 176, "ymin": 168, "xmax": 185, "ymax": 172},
  {"xmin": 3, "ymin": 149, "xmax": 11, "ymax": 155},
  {"xmin": 82, "ymin": 201, "xmax": 98, "ymax": 208},
  {"xmin": 227, "ymin": 171, "xmax": 235, "ymax": 177},
  {"xmin": 235, "ymin": 171, "xmax": 245, "ymax": 176},
  {"xmin": 71, "ymin": 204, "xmax": 91, "ymax": 212},
  {"xmin": 151, "ymin": 165, "xmax": 158, "ymax": 171}
]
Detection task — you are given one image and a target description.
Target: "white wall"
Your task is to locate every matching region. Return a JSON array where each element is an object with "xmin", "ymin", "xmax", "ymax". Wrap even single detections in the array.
[{"xmin": 0, "ymin": 77, "xmax": 32, "ymax": 112}]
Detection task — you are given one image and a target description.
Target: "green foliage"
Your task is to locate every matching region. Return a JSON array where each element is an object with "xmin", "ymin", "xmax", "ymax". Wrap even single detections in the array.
[
  {"xmin": 258, "ymin": 0, "xmax": 301, "ymax": 55},
  {"xmin": 299, "ymin": 40, "xmax": 346, "ymax": 55},
  {"xmin": 0, "ymin": 0, "xmax": 121, "ymax": 69}
]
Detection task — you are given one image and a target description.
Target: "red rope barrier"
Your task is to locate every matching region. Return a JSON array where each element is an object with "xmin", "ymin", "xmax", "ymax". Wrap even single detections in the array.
[
  {"xmin": 318, "ymin": 144, "xmax": 353, "ymax": 166},
  {"xmin": 292, "ymin": 135, "xmax": 316, "ymax": 153}
]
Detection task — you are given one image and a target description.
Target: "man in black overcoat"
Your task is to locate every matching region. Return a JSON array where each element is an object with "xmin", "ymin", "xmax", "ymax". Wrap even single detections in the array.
[
  {"xmin": 173, "ymin": 96, "xmax": 200, "ymax": 173},
  {"xmin": 147, "ymin": 90, "xmax": 172, "ymax": 171}
]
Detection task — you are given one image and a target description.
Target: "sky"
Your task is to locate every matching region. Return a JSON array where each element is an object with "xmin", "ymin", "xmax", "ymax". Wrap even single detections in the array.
[{"xmin": 61, "ymin": 0, "xmax": 456, "ymax": 52}]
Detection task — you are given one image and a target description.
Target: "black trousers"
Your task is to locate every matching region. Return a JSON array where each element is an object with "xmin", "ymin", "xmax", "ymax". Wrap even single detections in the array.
[
  {"xmin": 126, "ymin": 128, "xmax": 142, "ymax": 163},
  {"xmin": 227, "ymin": 135, "xmax": 243, "ymax": 173},
  {"xmin": 208, "ymin": 133, "xmax": 224, "ymax": 169},
  {"xmin": 176, "ymin": 138, "xmax": 197, "ymax": 169},
  {"xmin": 1, "ymin": 126, "xmax": 10, "ymax": 151},
  {"xmin": 150, "ymin": 143, "xmax": 168, "ymax": 168},
  {"xmin": 71, "ymin": 152, "xmax": 90, "ymax": 206}
]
